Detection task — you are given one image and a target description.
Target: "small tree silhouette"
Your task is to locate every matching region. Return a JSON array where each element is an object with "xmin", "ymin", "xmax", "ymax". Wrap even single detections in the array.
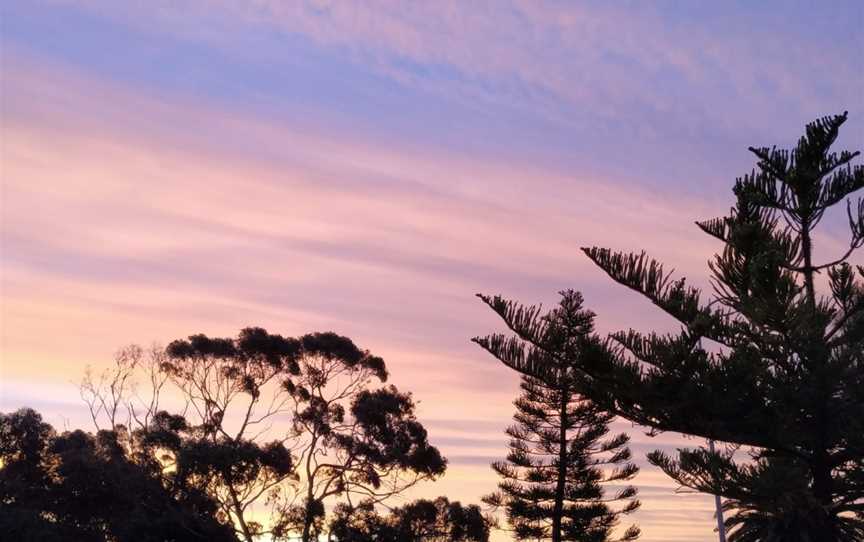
[
  {"xmin": 475, "ymin": 290, "xmax": 640, "ymax": 542},
  {"xmin": 328, "ymin": 497, "xmax": 491, "ymax": 542}
]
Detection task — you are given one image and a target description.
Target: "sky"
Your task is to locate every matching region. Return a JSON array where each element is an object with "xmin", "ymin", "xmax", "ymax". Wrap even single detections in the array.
[{"xmin": 1, "ymin": 1, "xmax": 863, "ymax": 540}]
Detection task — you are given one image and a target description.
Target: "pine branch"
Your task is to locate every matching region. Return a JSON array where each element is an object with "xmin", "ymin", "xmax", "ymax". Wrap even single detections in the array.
[
  {"xmin": 797, "ymin": 112, "xmax": 849, "ymax": 170},
  {"xmin": 748, "ymin": 147, "xmax": 789, "ymax": 186},
  {"xmin": 472, "ymin": 333, "xmax": 559, "ymax": 384},
  {"xmin": 580, "ymin": 248, "xmax": 696, "ymax": 323},
  {"xmin": 817, "ymin": 164, "xmax": 864, "ymax": 211}
]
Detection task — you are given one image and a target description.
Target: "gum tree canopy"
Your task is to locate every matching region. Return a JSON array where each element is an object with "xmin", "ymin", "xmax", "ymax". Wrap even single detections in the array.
[
  {"xmin": 75, "ymin": 327, "xmax": 446, "ymax": 542},
  {"xmin": 162, "ymin": 328, "xmax": 447, "ymax": 542},
  {"xmin": 488, "ymin": 113, "xmax": 864, "ymax": 541}
]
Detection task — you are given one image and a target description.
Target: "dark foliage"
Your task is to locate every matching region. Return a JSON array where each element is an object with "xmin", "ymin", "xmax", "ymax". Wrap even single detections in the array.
[
  {"xmin": 0, "ymin": 408, "xmax": 237, "ymax": 542},
  {"xmin": 328, "ymin": 497, "xmax": 490, "ymax": 542},
  {"xmin": 328, "ymin": 500, "xmax": 392, "ymax": 542},
  {"xmin": 157, "ymin": 328, "xmax": 310, "ymax": 541},
  {"xmin": 475, "ymin": 290, "xmax": 640, "ymax": 542},
  {"xmin": 163, "ymin": 327, "xmax": 445, "ymax": 542}
]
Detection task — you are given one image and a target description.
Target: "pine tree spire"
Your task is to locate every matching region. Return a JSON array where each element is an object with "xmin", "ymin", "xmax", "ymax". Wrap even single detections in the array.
[{"xmin": 475, "ymin": 290, "xmax": 640, "ymax": 542}]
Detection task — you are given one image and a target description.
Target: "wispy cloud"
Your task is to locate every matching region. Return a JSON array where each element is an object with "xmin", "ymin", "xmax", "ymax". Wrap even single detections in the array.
[{"xmin": 35, "ymin": 1, "xmax": 864, "ymax": 138}]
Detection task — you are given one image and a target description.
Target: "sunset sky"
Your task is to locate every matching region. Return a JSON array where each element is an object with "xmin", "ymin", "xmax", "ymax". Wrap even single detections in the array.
[{"xmin": 2, "ymin": 1, "xmax": 863, "ymax": 540}]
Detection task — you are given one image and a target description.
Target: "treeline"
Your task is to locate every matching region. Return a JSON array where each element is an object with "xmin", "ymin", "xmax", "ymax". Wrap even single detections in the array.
[
  {"xmin": 2, "ymin": 113, "xmax": 862, "ymax": 542},
  {"xmin": 1, "ymin": 331, "xmax": 481, "ymax": 542}
]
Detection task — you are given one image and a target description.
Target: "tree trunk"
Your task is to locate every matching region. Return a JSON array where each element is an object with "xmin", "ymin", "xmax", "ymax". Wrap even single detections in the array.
[
  {"xmin": 811, "ymin": 456, "xmax": 837, "ymax": 542},
  {"xmin": 228, "ymin": 484, "xmax": 254, "ymax": 542},
  {"xmin": 302, "ymin": 512, "xmax": 313, "ymax": 542},
  {"xmin": 302, "ymin": 433, "xmax": 319, "ymax": 542},
  {"xmin": 552, "ymin": 390, "xmax": 568, "ymax": 542},
  {"xmin": 301, "ymin": 493, "xmax": 318, "ymax": 542},
  {"xmin": 800, "ymin": 218, "xmax": 817, "ymax": 308},
  {"xmin": 801, "ymin": 221, "xmax": 837, "ymax": 542}
]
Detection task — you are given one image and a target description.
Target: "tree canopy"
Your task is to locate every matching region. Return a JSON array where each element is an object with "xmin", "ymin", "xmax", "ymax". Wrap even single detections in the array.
[
  {"xmin": 0, "ymin": 408, "xmax": 237, "ymax": 542},
  {"xmin": 328, "ymin": 496, "xmax": 490, "ymax": 542},
  {"xmin": 70, "ymin": 327, "xmax": 446, "ymax": 542}
]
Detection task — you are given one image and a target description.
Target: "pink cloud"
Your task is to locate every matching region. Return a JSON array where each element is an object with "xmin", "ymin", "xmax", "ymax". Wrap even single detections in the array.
[{"xmin": 43, "ymin": 0, "xmax": 862, "ymax": 138}]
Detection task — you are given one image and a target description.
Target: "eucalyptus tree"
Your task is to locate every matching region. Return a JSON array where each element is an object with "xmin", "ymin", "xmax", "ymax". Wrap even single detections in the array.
[
  {"xmin": 267, "ymin": 332, "xmax": 446, "ymax": 542},
  {"xmin": 79, "ymin": 327, "xmax": 445, "ymax": 542},
  {"xmin": 158, "ymin": 328, "xmax": 304, "ymax": 541}
]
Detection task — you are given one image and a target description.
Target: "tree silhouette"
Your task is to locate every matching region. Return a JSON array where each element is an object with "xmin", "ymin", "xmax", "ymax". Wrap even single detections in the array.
[
  {"xmin": 157, "ymin": 328, "xmax": 306, "ymax": 541},
  {"xmin": 718, "ymin": 457, "xmax": 829, "ymax": 542},
  {"xmin": 328, "ymin": 500, "xmax": 394, "ymax": 541},
  {"xmin": 0, "ymin": 408, "xmax": 237, "ymax": 542},
  {"xmin": 474, "ymin": 290, "xmax": 640, "ymax": 542},
  {"xmin": 328, "ymin": 496, "xmax": 490, "ymax": 542},
  {"xmin": 484, "ymin": 113, "xmax": 863, "ymax": 541},
  {"xmin": 260, "ymin": 332, "xmax": 447, "ymax": 542},
  {"xmin": 80, "ymin": 344, "xmax": 169, "ymax": 432},
  {"xmin": 79, "ymin": 327, "xmax": 446, "ymax": 541}
]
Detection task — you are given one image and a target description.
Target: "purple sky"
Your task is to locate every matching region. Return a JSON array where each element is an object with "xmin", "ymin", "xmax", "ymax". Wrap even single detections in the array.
[{"xmin": 2, "ymin": 2, "xmax": 863, "ymax": 540}]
